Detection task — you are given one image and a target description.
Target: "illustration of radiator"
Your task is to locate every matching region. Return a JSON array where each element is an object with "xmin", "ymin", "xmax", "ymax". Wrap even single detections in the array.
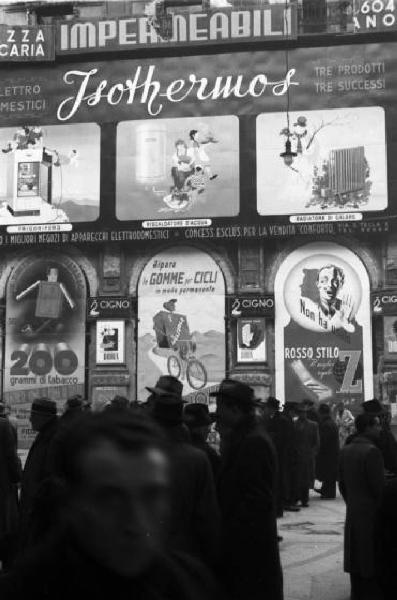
[{"xmin": 328, "ymin": 146, "xmax": 366, "ymax": 196}]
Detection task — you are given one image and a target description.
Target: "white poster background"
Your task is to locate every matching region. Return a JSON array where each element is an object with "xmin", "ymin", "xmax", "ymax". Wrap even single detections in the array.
[{"xmin": 257, "ymin": 106, "xmax": 387, "ymax": 215}]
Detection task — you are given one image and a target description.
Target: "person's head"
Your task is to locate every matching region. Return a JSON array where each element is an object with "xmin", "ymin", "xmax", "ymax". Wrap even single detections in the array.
[
  {"xmin": 316, "ymin": 265, "xmax": 344, "ymax": 308},
  {"xmin": 211, "ymin": 379, "xmax": 256, "ymax": 439},
  {"xmin": 296, "ymin": 402, "xmax": 309, "ymax": 419},
  {"xmin": 64, "ymin": 395, "xmax": 84, "ymax": 415},
  {"xmin": 162, "ymin": 299, "xmax": 177, "ymax": 313},
  {"xmin": 318, "ymin": 403, "xmax": 331, "ymax": 420},
  {"xmin": 183, "ymin": 403, "xmax": 213, "ymax": 442},
  {"xmin": 362, "ymin": 398, "xmax": 384, "ymax": 416},
  {"xmin": 146, "ymin": 375, "xmax": 183, "ymax": 401},
  {"xmin": 51, "ymin": 411, "xmax": 170, "ymax": 578},
  {"xmin": 151, "ymin": 396, "xmax": 184, "ymax": 430},
  {"xmin": 46, "ymin": 267, "xmax": 59, "ymax": 282},
  {"xmin": 284, "ymin": 401, "xmax": 298, "ymax": 418},
  {"xmin": 263, "ymin": 396, "xmax": 280, "ymax": 417},
  {"xmin": 355, "ymin": 413, "xmax": 381, "ymax": 441},
  {"xmin": 30, "ymin": 398, "xmax": 57, "ymax": 432},
  {"xmin": 189, "ymin": 129, "xmax": 198, "ymax": 141},
  {"xmin": 106, "ymin": 395, "xmax": 129, "ymax": 412}
]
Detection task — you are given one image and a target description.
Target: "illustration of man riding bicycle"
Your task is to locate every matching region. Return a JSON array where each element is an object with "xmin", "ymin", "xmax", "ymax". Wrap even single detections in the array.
[{"xmin": 153, "ymin": 299, "xmax": 207, "ymax": 390}]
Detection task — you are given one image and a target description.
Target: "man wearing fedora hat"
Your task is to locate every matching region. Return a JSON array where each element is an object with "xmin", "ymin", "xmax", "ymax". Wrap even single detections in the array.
[
  {"xmin": 361, "ymin": 399, "xmax": 397, "ymax": 475},
  {"xmin": 184, "ymin": 403, "xmax": 220, "ymax": 478},
  {"xmin": 261, "ymin": 396, "xmax": 296, "ymax": 517},
  {"xmin": 148, "ymin": 376, "xmax": 220, "ymax": 568},
  {"xmin": 19, "ymin": 398, "xmax": 59, "ymax": 552},
  {"xmin": 212, "ymin": 379, "xmax": 283, "ymax": 600},
  {"xmin": 292, "ymin": 401, "xmax": 319, "ymax": 508}
]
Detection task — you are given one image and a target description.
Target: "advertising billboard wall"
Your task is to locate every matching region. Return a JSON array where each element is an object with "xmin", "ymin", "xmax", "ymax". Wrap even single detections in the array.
[{"xmin": 0, "ymin": 42, "xmax": 395, "ymax": 242}]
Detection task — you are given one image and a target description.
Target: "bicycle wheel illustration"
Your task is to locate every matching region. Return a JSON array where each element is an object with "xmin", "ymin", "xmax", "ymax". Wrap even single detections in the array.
[
  {"xmin": 167, "ymin": 354, "xmax": 181, "ymax": 378},
  {"xmin": 186, "ymin": 358, "xmax": 207, "ymax": 390}
]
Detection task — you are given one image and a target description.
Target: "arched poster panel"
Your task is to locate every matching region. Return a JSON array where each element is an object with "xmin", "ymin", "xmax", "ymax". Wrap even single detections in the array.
[
  {"xmin": 137, "ymin": 246, "xmax": 225, "ymax": 402},
  {"xmin": 3, "ymin": 254, "xmax": 87, "ymax": 449},
  {"xmin": 275, "ymin": 242, "xmax": 373, "ymax": 410}
]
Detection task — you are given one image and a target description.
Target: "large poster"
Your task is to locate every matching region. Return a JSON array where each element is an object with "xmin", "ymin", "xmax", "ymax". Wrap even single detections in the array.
[
  {"xmin": 116, "ymin": 116, "xmax": 239, "ymax": 219},
  {"xmin": 257, "ymin": 106, "xmax": 387, "ymax": 215},
  {"xmin": 0, "ymin": 123, "xmax": 100, "ymax": 225},
  {"xmin": 275, "ymin": 242, "xmax": 372, "ymax": 407},
  {"xmin": 4, "ymin": 254, "xmax": 86, "ymax": 448},
  {"xmin": 137, "ymin": 247, "xmax": 225, "ymax": 400}
]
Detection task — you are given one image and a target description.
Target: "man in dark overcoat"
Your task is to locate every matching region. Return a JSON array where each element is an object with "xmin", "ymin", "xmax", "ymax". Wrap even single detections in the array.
[
  {"xmin": 262, "ymin": 396, "xmax": 293, "ymax": 517},
  {"xmin": 362, "ymin": 399, "xmax": 397, "ymax": 475},
  {"xmin": 293, "ymin": 402, "xmax": 319, "ymax": 507},
  {"xmin": 184, "ymin": 402, "xmax": 220, "ymax": 479},
  {"xmin": 19, "ymin": 398, "xmax": 58, "ymax": 552},
  {"xmin": 213, "ymin": 379, "xmax": 283, "ymax": 600},
  {"xmin": 149, "ymin": 376, "xmax": 220, "ymax": 568},
  {"xmin": 315, "ymin": 403, "xmax": 339, "ymax": 499},
  {"xmin": 339, "ymin": 413, "xmax": 384, "ymax": 600}
]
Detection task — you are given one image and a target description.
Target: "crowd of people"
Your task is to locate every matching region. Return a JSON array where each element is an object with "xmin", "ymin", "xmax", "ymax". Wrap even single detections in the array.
[{"xmin": 0, "ymin": 379, "xmax": 396, "ymax": 599}]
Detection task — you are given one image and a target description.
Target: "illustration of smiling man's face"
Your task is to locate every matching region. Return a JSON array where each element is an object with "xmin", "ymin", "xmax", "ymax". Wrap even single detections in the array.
[{"xmin": 317, "ymin": 265, "xmax": 344, "ymax": 309}]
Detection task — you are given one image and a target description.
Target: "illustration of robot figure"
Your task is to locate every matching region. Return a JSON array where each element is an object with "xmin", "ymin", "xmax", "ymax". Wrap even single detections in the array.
[
  {"xmin": 135, "ymin": 122, "xmax": 219, "ymax": 213},
  {"xmin": 15, "ymin": 267, "xmax": 76, "ymax": 339}
]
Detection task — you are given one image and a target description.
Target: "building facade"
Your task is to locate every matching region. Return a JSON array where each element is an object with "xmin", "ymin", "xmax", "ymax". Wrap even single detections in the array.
[{"xmin": 0, "ymin": 0, "xmax": 396, "ymax": 448}]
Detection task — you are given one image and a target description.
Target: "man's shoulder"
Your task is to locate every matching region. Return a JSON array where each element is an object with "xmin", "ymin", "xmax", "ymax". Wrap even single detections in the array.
[
  {"xmin": 341, "ymin": 436, "xmax": 379, "ymax": 455},
  {"xmin": 173, "ymin": 442, "xmax": 211, "ymax": 468}
]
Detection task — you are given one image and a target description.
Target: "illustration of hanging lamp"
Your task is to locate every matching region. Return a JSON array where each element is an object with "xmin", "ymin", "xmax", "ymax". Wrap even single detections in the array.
[
  {"xmin": 280, "ymin": 136, "xmax": 297, "ymax": 167},
  {"xmin": 280, "ymin": 3, "xmax": 297, "ymax": 168}
]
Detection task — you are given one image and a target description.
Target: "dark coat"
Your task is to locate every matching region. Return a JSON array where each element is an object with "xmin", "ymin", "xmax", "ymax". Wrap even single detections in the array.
[
  {"xmin": 19, "ymin": 417, "xmax": 59, "ymax": 548},
  {"xmin": 294, "ymin": 417, "xmax": 319, "ymax": 489},
  {"xmin": 0, "ymin": 532, "xmax": 217, "ymax": 600},
  {"xmin": 378, "ymin": 427, "xmax": 397, "ymax": 475},
  {"xmin": 316, "ymin": 416, "xmax": 339, "ymax": 482},
  {"xmin": 162, "ymin": 425, "xmax": 220, "ymax": 568},
  {"xmin": 266, "ymin": 411, "xmax": 294, "ymax": 510},
  {"xmin": 190, "ymin": 437, "xmax": 221, "ymax": 480},
  {"xmin": 20, "ymin": 417, "xmax": 59, "ymax": 517},
  {"xmin": 339, "ymin": 435, "xmax": 384, "ymax": 576},
  {"xmin": 0, "ymin": 418, "xmax": 21, "ymax": 539},
  {"xmin": 378, "ymin": 476, "xmax": 397, "ymax": 599},
  {"xmin": 217, "ymin": 416, "xmax": 283, "ymax": 600}
]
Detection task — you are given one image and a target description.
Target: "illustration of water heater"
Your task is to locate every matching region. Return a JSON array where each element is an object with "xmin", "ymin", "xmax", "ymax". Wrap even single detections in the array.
[
  {"xmin": 135, "ymin": 122, "xmax": 167, "ymax": 186},
  {"xmin": 6, "ymin": 148, "xmax": 52, "ymax": 217}
]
